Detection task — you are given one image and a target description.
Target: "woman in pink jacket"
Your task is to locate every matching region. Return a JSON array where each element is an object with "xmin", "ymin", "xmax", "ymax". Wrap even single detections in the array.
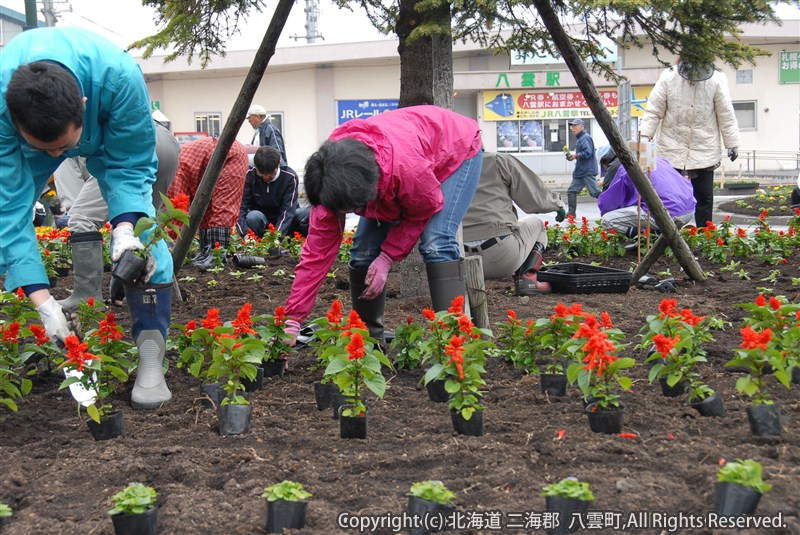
[{"xmin": 285, "ymin": 105, "xmax": 484, "ymax": 345}]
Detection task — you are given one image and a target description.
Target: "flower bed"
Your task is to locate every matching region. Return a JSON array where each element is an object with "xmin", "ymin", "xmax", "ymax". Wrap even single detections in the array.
[{"xmin": 1, "ymin": 228, "xmax": 798, "ymax": 533}]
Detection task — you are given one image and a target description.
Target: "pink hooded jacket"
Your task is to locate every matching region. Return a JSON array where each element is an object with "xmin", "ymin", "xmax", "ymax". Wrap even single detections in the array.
[{"xmin": 285, "ymin": 105, "xmax": 482, "ymax": 322}]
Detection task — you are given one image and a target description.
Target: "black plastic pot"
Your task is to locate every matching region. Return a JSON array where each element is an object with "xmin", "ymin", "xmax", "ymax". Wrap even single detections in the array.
[
  {"xmin": 266, "ymin": 500, "xmax": 308, "ymax": 533},
  {"xmin": 339, "ymin": 405, "xmax": 367, "ymax": 439},
  {"xmin": 689, "ymin": 391, "xmax": 726, "ymax": 417},
  {"xmin": 263, "ymin": 360, "xmax": 285, "ymax": 378},
  {"xmin": 746, "ymin": 404, "xmax": 781, "ymax": 436},
  {"xmin": 232, "ymin": 254, "xmax": 266, "ymax": 268},
  {"xmin": 450, "ymin": 408, "xmax": 484, "ymax": 437},
  {"xmin": 659, "ymin": 377, "xmax": 688, "ymax": 398},
  {"xmin": 314, "ymin": 381, "xmax": 334, "ymax": 411},
  {"xmin": 426, "ymin": 378, "xmax": 449, "ymax": 403},
  {"xmin": 48, "ymin": 276, "xmax": 59, "ymax": 288},
  {"xmin": 86, "ymin": 410, "xmax": 124, "ymax": 441},
  {"xmin": 585, "ymin": 404, "xmax": 624, "ymax": 434},
  {"xmin": 217, "ymin": 403, "xmax": 252, "ymax": 436},
  {"xmin": 55, "ymin": 265, "xmax": 71, "ymax": 277},
  {"xmin": 242, "ymin": 367, "xmax": 264, "ymax": 392},
  {"xmin": 407, "ymin": 496, "xmax": 455, "ymax": 535},
  {"xmin": 545, "ymin": 495, "xmax": 591, "ymax": 535},
  {"xmin": 792, "ymin": 366, "xmax": 800, "ymax": 385},
  {"xmin": 112, "ymin": 249, "xmax": 148, "ymax": 285},
  {"xmin": 199, "ymin": 382, "xmax": 225, "ymax": 409},
  {"xmin": 267, "ymin": 247, "xmax": 282, "ymax": 259},
  {"xmin": 540, "ymin": 373, "xmax": 568, "ymax": 396},
  {"xmin": 331, "ymin": 391, "xmax": 348, "ymax": 420},
  {"xmin": 713, "ymin": 482, "xmax": 762, "ymax": 515},
  {"xmin": 111, "ymin": 507, "xmax": 158, "ymax": 535}
]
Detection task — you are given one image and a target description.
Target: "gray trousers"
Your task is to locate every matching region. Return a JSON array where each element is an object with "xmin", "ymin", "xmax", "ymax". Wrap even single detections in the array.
[
  {"xmin": 465, "ymin": 216, "xmax": 547, "ymax": 279},
  {"xmin": 55, "ymin": 124, "xmax": 181, "ymax": 233}
]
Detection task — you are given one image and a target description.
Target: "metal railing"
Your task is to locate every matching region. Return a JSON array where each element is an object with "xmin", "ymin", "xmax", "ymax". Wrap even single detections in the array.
[{"xmin": 738, "ymin": 150, "xmax": 800, "ymax": 177}]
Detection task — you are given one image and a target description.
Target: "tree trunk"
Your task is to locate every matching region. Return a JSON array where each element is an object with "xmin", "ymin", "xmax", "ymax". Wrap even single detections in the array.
[
  {"xmin": 531, "ymin": 0, "xmax": 705, "ymax": 283},
  {"xmin": 396, "ymin": 0, "xmax": 453, "ymax": 109}
]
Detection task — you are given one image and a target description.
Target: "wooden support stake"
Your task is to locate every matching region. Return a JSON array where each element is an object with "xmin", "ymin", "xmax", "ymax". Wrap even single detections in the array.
[{"xmin": 464, "ymin": 255, "xmax": 488, "ymax": 330}]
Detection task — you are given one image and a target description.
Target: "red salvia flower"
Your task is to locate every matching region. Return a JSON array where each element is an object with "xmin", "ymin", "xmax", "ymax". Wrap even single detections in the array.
[
  {"xmin": 346, "ymin": 332, "xmax": 365, "ymax": 361},
  {"xmin": 754, "ymin": 294, "xmax": 766, "ymax": 307},
  {"xmin": 679, "ymin": 308, "xmax": 705, "ymax": 326},
  {"xmin": 185, "ymin": 320, "xmax": 197, "ymax": 336},
  {"xmin": 63, "ymin": 335, "xmax": 100, "ymax": 372},
  {"xmin": 600, "ymin": 312, "xmax": 613, "ymax": 329},
  {"xmin": 273, "ymin": 305, "xmax": 286, "ymax": 326},
  {"xmin": 2, "ymin": 322, "xmax": 21, "ymax": 342},
  {"xmin": 16, "ymin": 288, "xmax": 25, "ymax": 300},
  {"xmin": 445, "ymin": 335, "xmax": 465, "ymax": 379},
  {"xmin": 202, "ymin": 308, "xmax": 222, "ymax": 330},
  {"xmin": 507, "ymin": 309, "xmax": 517, "ymax": 321},
  {"xmin": 170, "ymin": 193, "xmax": 190, "ymax": 212},
  {"xmin": 652, "ymin": 333, "xmax": 679, "ymax": 355},
  {"xmin": 739, "ymin": 325, "xmax": 772, "ymax": 351},
  {"xmin": 658, "ymin": 299, "xmax": 679, "ymax": 318},
  {"xmin": 326, "ymin": 300, "xmax": 343, "ymax": 325},
  {"xmin": 232, "ymin": 303, "xmax": 256, "ymax": 335},
  {"xmin": 768, "ymin": 296, "xmax": 781, "ymax": 311},
  {"xmin": 448, "ymin": 295, "xmax": 465, "ymax": 315},
  {"xmin": 422, "ymin": 308, "xmax": 436, "ymax": 322},
  {"xmin": 406, "ymin": 316, "xmax": 413, "ymax": 325},
  {"xmin": 97, "ymin": 314, "xmax": 123, "ymax": 344},
  {"xmin": 30, "ymin": 324, "xmax": 49, "ymax": 346}
]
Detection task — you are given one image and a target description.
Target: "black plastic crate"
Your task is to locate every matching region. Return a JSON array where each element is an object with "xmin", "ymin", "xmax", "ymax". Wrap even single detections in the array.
[{"xmin": 537, "ymin": 263, "xmax": 632, "ymax": 294}]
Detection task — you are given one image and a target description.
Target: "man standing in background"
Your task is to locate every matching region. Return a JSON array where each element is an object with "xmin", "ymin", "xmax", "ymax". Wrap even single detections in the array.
[
  {"xmin": 565, "ymin": 118, "xmax": 600, "ymax": 218},
  {"xmin": 246, "ymin": 104, "xmax": 287, "ymax": 166}
]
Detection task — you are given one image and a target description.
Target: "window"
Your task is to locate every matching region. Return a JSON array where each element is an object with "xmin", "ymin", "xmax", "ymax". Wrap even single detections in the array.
[
  {"xmin": 732, "ymin": 101, "xmax": 756, "ymax": 130},
  {"xmin": 736, "ymin": 69, "xmax": 753, "ymax": 84},
  {"xmin": 266, "ymin": 112, "xmax": 285, "ymax": 136},
  {"xmin": 496, "ymin": 119, "xmax": 579, "ymax": 152},
  {"xmin": 194, "ymin": 112, "xmax": 222, "ymax": 137}
]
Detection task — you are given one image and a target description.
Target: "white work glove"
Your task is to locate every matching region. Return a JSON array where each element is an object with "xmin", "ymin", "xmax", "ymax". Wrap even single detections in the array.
[
  {"xmin": 111, "ymin": 225, "xmax": 155, "ymax": 282},
  {"xmin": 37, "ymin": 296, "xmax": 73, "ymax": 345}
]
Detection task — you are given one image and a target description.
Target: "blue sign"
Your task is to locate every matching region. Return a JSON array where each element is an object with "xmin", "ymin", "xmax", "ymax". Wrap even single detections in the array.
[{"xmin": 337, "ymin": 99, "xmax": 399, "ymax": 124}]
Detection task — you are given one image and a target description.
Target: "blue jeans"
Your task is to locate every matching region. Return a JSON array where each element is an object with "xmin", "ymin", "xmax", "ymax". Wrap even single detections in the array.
[
  {"xmin": 568, "ymin": 174, "xmax": 601, "ymax": 197},
  {"xmin": 350, "ymin": 150, "xmax": 484, "ymax": 270}
]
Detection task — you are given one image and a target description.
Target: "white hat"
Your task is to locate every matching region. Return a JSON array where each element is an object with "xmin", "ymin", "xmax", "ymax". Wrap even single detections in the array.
[{"xmin": 247, "ymin": 104, "xmax": 267, "ymax": 117}]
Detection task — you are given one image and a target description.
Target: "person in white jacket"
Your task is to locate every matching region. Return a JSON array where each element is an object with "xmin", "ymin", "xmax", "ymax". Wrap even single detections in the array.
[{"xmin": 639, "ymin": 58, "xmax": 740, "ymax": 228}]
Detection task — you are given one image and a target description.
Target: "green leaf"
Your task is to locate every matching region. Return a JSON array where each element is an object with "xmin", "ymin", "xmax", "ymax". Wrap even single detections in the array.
[
  {"xmin": 363, "ymin": 372, "xmax": 386, "ymax": 399},
  {"xmin": 87, "ymin": 403, "xmax": 101, "ymax": 424}
]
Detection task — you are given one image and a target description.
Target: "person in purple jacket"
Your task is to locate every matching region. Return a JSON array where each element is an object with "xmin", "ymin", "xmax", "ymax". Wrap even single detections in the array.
[
  {"xmin": 283, "ymin": 105, "xmax": 484, "ymax": 346},
  {"xmin": 597, "ymin": 157, "xmax": 696, "ymax": 237}
]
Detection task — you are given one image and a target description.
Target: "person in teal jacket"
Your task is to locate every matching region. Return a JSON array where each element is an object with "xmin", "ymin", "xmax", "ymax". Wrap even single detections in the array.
[{"xmin": 0, "ymin": 27, "xmax": 173, "ymax": 410}]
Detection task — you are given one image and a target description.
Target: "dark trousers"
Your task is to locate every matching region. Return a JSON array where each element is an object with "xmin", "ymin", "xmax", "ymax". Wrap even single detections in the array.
[{"xmin": 687, "ymin": 167, "xmax": 715, "ymax": 228}]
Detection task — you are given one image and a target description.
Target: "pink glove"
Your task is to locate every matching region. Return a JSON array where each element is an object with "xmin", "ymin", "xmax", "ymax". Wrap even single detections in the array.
[
  {"xmin": 361, "ymin": 252, "xmax": 393, "ymax": 300},
  {"xmin": 285, "ymin": 319, "xmax": 301, "ymax": 347}
]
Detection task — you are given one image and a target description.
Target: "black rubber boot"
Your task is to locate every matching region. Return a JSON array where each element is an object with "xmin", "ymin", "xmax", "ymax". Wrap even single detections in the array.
[
  {"xmin": 58, "ymin": 231, "xmax": 104, "ymax": 310},
  {"xmin": 349, "ymin": 268, "xmax": 386, "ymax": 346},
  {"xmin": 567, "ymin": 193, "xmax": 578, "ymax": 218},
  {"xmin": 425, "ymin": 259, "xmax": 467, "ymax": 313},
  {"xmin": 513, "ymin": 244, "xmax": 551, "ymax": 296},
  {"xmin": 125, "ymin": 283, "xmax": 172, "ymax": 410}
]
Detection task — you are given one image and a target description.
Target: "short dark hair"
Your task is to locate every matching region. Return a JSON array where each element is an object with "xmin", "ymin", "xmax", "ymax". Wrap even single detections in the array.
[
  {"xmin": 600, "ymin": 148, "xmax": 617, "ymax": 167},
  {"xmin": 303, "ymin": 139, "xmax": 379, "ymax": 212},
  {"xmin": 6, "ymin": 61, "xmax": 84, "ymax": 142},
  {"xmin": 254, "ymin": 145, "xmax": 281, "ymax": 173}
]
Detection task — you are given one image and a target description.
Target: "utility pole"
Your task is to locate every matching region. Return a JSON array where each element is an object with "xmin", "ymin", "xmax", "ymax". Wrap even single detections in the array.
[
  {"xmin": 41, "ymin": 0, "xmax": 58, "ymax": 26},
  {"xmin": 290, "ymin": 0, "xmax": 323, "ymax": 43}
]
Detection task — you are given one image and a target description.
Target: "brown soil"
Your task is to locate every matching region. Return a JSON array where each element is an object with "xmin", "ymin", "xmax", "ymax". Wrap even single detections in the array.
[
  {"xmin": 2, "ymin": 250, "xmax": 799, "ymax": 535},
  {"xmin": 718, "ymin": 191, "xmax": 799, "ymax": 218}
]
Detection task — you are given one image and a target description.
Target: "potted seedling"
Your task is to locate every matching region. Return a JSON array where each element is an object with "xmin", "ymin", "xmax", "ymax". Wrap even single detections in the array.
[
  {"xmin": 308, "ymin": 300, "xmax": 345, "ymax": 411},
  {"xmin": 324, "ymin": 311, "xmax": 391, "ymax": 439},
  {"xmin": 262, "ymin": 480, "xmax": 311, "ymax": 533},
  {"xmin": 254, "ymin": 305, "xmax": 296, "ymax": 379},
  {"xmin": 714, "ymin": 459, "xmax": 771, "ymax": 515},
  {"xmin": 112, "ymin": 193, "xmax": 188, "ymax": 286},
  {"xmin": 108, "ymin": 482, "xmax": 158, "ymax": 535},
  {"xmin": 528, "ymin": 304, "xmax": 591, "ymax": 397},
  {"xmin": 541, "ymin": 477, "xmax": 594, "ymax": 535},
  {"xmin": 173, "ymin": 313, "xmax": 224, "ymax": 409},
  {"xmin": 407, "ymin": 480, "xmax": 456, "ymax": 535},
  {"xmin": 0, "ymin": 502, "xmax": 11, "ymax": 532}
]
